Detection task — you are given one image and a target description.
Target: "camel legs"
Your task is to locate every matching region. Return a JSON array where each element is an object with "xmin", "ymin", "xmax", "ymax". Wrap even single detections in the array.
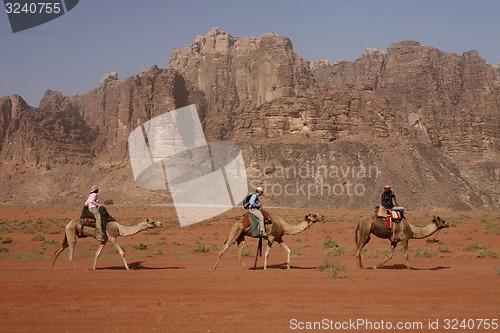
[
  {"xmin": 263, "ymin": 242, "xmax": 272, "ymax": 270},
  {"xmin": 91, "ymin": 242, "xmax": 106, "ymax": 270},
  {"xmin": 375, "ymin": 240, "xmax": 411, "ymax": 270},
  {"xmin": 375, "ymin": 241, "xmax": 398, "ymax": 269},
  {"xmin": 50, "ymin": 233, "xmax": 77, "ymax": 270},
  {"xmin": 263, "ymin": 239, "xmax": 279, "ymax": 270},
  {"xmin": 237, "ymin": 240, "xmax": 247, "ymax": 269},
  {"xmin": 402, "ymin": 239, "xmax": 410, "ymax": 269},
  {"xmin": 110, "ymin": 239, "xmax": 130, "ymax": 270},
  {"xmin": 91, "ymin": 238, "xmax": 130, "ymax": 270},
  {"xmin": 276, "ymin": 240, "xmax": 291, "ymax": 269},
  {"xmin": 213, "ymin": 233, "xmax": 245, "ymax": 270},
  {"xmin": 355, "ymin": 235, "xmax": 370, "ymax": 269}
]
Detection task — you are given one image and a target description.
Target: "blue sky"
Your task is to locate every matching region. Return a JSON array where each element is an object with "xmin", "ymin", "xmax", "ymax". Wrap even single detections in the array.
[{"xmin": 1, "ymin": 0, "xmax": 499, "ymax": 107}]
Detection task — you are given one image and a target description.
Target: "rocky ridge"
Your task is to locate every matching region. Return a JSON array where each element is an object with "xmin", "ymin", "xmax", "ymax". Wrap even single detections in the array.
[{"xmin": 0, "ymin": 28, "xmax": 498, "ymax": 210}]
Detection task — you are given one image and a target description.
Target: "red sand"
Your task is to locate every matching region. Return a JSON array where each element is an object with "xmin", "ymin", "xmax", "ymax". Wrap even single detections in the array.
[{"xmin": 0, "ymin": 206, "xmax": 498, "ymax": 332}]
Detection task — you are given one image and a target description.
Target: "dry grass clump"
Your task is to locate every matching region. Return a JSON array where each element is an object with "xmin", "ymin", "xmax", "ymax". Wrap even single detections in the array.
[{"xmin": 317, "ymin": 261, "xmax": 347, "ymax": 279}]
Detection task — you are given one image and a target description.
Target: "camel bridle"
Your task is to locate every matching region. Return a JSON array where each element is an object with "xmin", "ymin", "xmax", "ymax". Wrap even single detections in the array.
[
  {"xmin": 426, "ymin": 217, "xmax": 448, "ymax": 243},
  {"xmin": 305, "ymin": 214, "xmax": 317, "ymax": 227}
]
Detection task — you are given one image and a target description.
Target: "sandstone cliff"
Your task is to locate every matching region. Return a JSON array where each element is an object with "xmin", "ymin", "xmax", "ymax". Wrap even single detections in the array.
[{"xmin": 0, "ymin": 29, "xmax": 498, "ymax": 210}]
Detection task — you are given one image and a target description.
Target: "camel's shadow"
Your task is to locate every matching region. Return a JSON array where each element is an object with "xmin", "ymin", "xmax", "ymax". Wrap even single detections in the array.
[
  {"xmin": 369, "ymin": 264, "xmax": 450, "ymax": 271},
  {"xmin": 251, "ymin": 263, "xmax": 317, "ymax": 270},
  {"xmin": 96, "ymin": 261, "xmax": 186, "ymax": 270}
]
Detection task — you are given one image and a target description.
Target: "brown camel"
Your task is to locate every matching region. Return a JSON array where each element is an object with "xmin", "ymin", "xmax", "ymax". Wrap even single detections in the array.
[
  {"xmin": 50, "ymin": 218, "xmax": 162, "ymax": 270},
  {"xmin": 214, "ymin": 211, "xmax": 324, "ymax": 270},
  {"xmin": 355, "ymin": 206, "xmax": 449, "ymax": 269}
]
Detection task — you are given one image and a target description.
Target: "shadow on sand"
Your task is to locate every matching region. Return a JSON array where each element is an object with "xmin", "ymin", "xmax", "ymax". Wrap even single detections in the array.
[
  {"xmin": 97, "ymin": 261, "xmax": 186, "ymax": 270},
  {"xmin": 369, "ymin": 264, "xmax": 450, "ymax": 271},
  {"xmin": 250, "ymin": 263, "xmax": 318, "ymax": 270}
]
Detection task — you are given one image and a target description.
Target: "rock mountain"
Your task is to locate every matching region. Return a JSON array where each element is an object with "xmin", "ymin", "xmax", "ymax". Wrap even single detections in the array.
[{"xmin": 1, "ymin": 28, "xmax": 498, "ymax": 211}]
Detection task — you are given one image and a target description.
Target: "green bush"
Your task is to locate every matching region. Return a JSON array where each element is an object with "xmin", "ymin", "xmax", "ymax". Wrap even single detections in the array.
[
  {"xmin": 1, "ymin": 236, "xmax": 12, "ymax": 244},
  {"xmin": 323, "ymin": 239, "xmax": 339, "ymax": 249},
  {"xmin": 317, "ymin": 261, "xmax": 346, "ymax": 279},
  {"xmin": 132, "ymin": 243, "xmax": 148, "ymax": 250},
  {"xmin": 193, "ymin": 243, "xmax": 216, "ymax": 254},
  {"xmin": 326, "ymin": 247, "xmax": 344, "ymax": 257},
  {"xmin": 437, "ymin": 246, "xmax": 450, "ymax": 253},
  {"xmin": 475, "ymin": 249, "xmax": 497, "ymax": 258},
  {"xmin": 414, "ymin": 248, "xmax": 438, "ymax": 258},
  {"xmin": 151, "ymin": 248, "xmax": 163, "ymax": 256},
  {"xmin": 464, "ymin": 242, "xmax": 489, "ymax": 252}
]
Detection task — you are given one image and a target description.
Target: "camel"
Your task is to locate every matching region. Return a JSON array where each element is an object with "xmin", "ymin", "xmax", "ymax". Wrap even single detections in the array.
[
  {"xmin": 214, "ymin": 211, "xmax": 324, "ymax": 270},
  {"xmin": 50, "ymin": 218, "xmax": 162, "ymax": 270},
  {"xmin": 355, "ymin": 206, "xmax": 449, "ymax": 269}
]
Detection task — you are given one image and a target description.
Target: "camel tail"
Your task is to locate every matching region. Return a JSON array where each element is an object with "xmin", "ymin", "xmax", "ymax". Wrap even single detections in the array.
[
  {"xmin": 354, "ymin": 222, "xmax": 360, "ymax": 245},
  {"xmin": 60, "ymin": 233, "xmax": 69, "ymax": 250},
  {"xmin": 50, "ymin": 230, "xmax": 69, "ymax": 270}
]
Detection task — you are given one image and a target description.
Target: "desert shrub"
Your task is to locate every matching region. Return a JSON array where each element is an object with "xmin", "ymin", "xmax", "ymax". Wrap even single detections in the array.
[
  {"xmin": 1, "ymin": 236, "xmax": 12, "ymax": 244},
  {"xmin": 317, "ymin": 261, "xmax": 346, "ymax": 279},
  {"xmin": 0, "ymin": 247, "xmax": 9, "ymax": 253},
  {"xmin": 323, "ymin": 239, "xmax": 339, "ymax": 249},
  {"xmin": 326, "ymin": 247, "xmax": 344, "ymax": 257},
  {"xmin": 132, "ymin": 243, "xmax": 148, "ymax": 250},
  {"xmin": 414, "ymin": 247, "xmax": 438, "ymax": 258},
  {"xmin": 193, "ymin": 243, "xmax": 216, "ymax": 254},
  {"xmin": 323, "ymin": 238, "xmax": 343, "ymax": 256},
  {"xmin": 437, "ymin": 246, "xmax": 450, "ymax": 253},
  {"xmin": 43, "ymin": 239, "xmax": 58, "ymax": 245},
  {"xmin": 363, "ymin": 248, "xmax": 389, "ymax": 258},
  {"xmin": 463, "ymin": 242, "xmax": 489, "ymax": 252},
  {"xmin": 475, "ymin": 249, "xmax": 497, "ymax": 258},
  {"xmin": 31, "ymin": 235, "xmax": 45, "ymax": 241},
  {"xmin": 35, "ymin": 250, "xmax": 44, "ymax": 255},
  {"xmin": 104, "ymin": 199, "xmax": 114, "ymax": 205},
  {"xmin": 151, "ymin": 248, "xmax": 163, "ymax": 256}
]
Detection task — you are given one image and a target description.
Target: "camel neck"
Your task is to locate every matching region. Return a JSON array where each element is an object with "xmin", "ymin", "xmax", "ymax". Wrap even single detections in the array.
[
  {"xmin": 116, "ymin": 222, "xmax": 148, "ymax": 237},
  {"xmin": 283, "ymin": 220, "xmax": 311, "ymax": 235},
  {"xmin": 410, "ymin": 222, "xmax": 439, "ymax": 239}
]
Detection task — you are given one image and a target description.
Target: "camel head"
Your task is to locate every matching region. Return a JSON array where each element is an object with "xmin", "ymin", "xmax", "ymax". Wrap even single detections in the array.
[
  {"xmin": 432, "ymin": 216, "xmax": 449, "ymax": 230},
  {"xmin": 304, "ymin": 213, "xmax": 325, "ymax": 226},
  {"xmin": 145, "ymin": 218, "xmax": 162, "ymax": 229}
]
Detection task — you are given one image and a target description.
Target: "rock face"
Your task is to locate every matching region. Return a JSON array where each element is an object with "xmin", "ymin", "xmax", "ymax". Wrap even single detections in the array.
[{"xmin": 0, "ymin": 29, "xmax": 498, "ymax": 210}]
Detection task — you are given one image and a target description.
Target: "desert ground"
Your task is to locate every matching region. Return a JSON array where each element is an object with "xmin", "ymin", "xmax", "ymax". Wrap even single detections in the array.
[{"xmin": 0, "ymin": 205, "xmax": 498, "ymax": 333}]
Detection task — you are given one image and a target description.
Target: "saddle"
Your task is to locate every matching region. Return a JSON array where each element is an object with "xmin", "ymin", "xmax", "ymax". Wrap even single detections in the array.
[
  {"xmin": 79, "ymin": 206, "xmax": 116, "ymax": 228},
  {"xmin": 242, "ymin": 209, "xmax": 272, "ymax": 235},
  {"xmin": 376, "ymin": 206, "xmax": 405, "ymax": 230}
]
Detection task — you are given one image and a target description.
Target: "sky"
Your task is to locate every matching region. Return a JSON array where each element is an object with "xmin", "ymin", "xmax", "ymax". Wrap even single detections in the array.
[{"xmin": 1, "ymin": 0, "xmax": 500, "ymax": 107}]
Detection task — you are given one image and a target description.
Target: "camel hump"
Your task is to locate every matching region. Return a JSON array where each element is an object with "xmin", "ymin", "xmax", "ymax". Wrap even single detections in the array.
[
  {"xmin": 242, "ymin": 213, "xmax": 250, "ymax": 229},
  {"xmin": 261, "ymin": 209, "xmax": 272, "ymax": 223}
]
